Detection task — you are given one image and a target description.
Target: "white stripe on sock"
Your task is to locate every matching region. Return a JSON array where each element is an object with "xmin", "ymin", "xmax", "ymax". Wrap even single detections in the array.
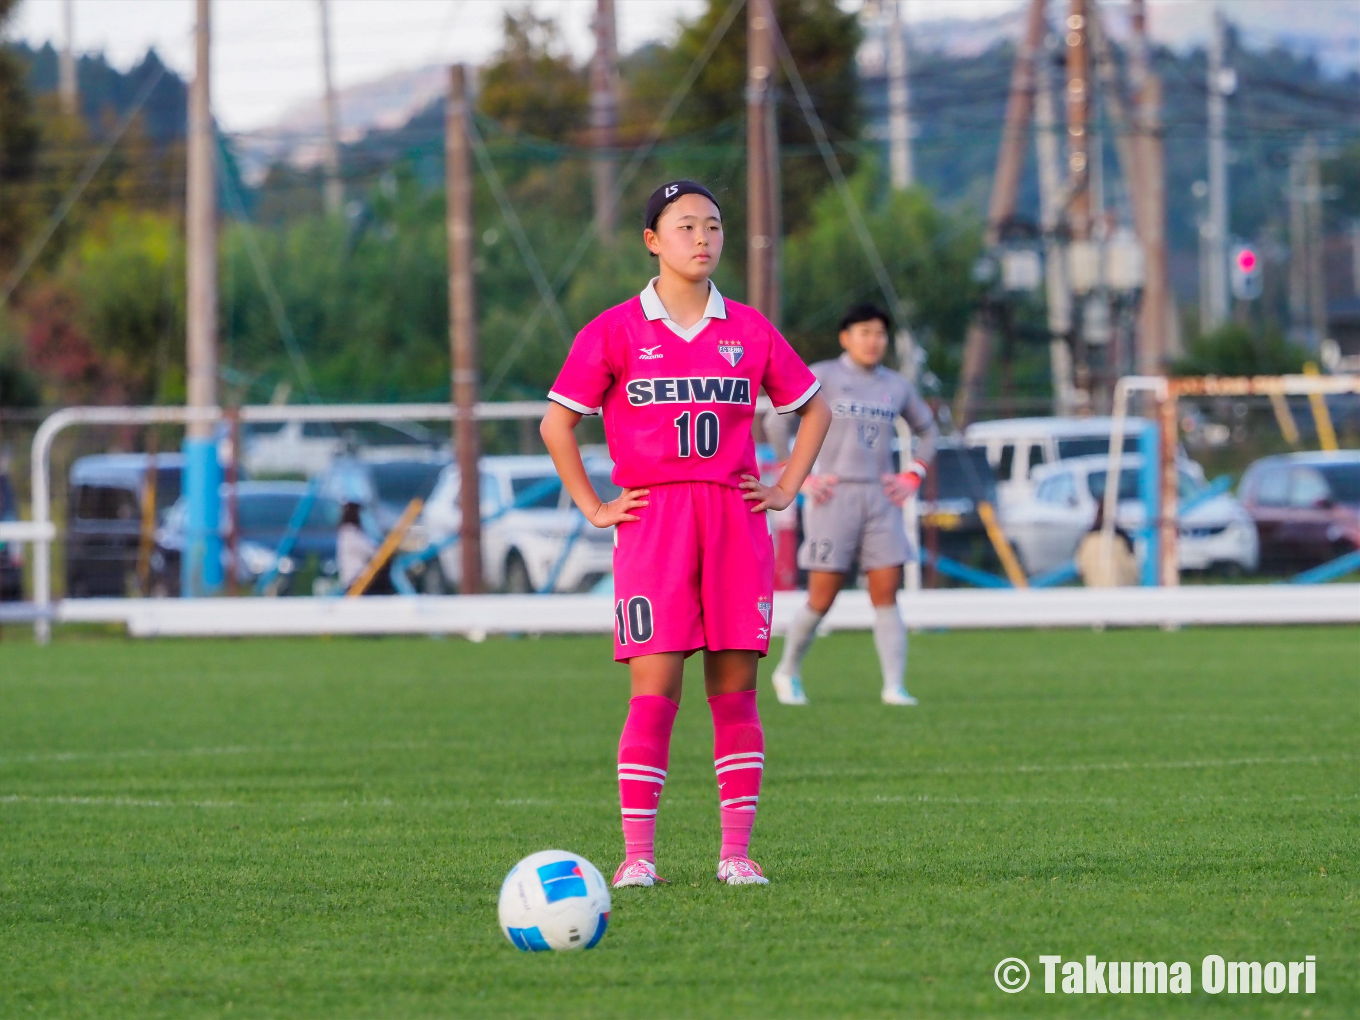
[
  {"xmin": 618, "ymin": 763, "xmax": 667, "ymax": 776},
  {"xmin": 720, "ymin": 795, "xmax": 760, "ymax": 807},
  {"xmin": 620, "ymin": 807, "xmax": 657, "ymax": 816},
  {"xmin": 714, "ymin": 751, "xmax": 765, "ymax": 767},
  {"xmin": 715, "ymin": 761, "xmax": 764, "ymax": 776},
  {"xmin": 618, "ymin": 773, "xmax": 665, "ymax": 784}
]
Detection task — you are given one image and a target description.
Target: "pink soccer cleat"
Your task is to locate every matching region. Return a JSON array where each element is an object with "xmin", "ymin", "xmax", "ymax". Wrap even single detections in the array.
[
  {"xmin": 716, "ymin": 856, "xmax": 769, "ymax": 886},
  {"xmin": 613, "ymin": 859, "xmax": 667, "ymax": 888}
]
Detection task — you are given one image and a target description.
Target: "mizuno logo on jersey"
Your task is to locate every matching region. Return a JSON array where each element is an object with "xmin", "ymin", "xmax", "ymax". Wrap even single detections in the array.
[
  {"xmin": 626, "ymin": 377, "xmax": 752, "ymax": 406},
  {"xmin": 831, "ymin": 399, "xmax": 897, "ymax": 422},
  {"xmin": 639, "ymin": 345, "xmax": 664, "ymax": 360}
]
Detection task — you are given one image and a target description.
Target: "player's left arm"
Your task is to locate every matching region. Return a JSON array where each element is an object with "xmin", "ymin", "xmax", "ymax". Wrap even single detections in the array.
[
  {"xmin": 742, "ymin": 392, "xmax": 831, "ymax": 512},
  {"xmin": 741, "ymin": 328, "xmax": 831, "ymax": 513},
  {"xmin": 882, "ymin": 384, "xmax": 940, "ymax": 505}
]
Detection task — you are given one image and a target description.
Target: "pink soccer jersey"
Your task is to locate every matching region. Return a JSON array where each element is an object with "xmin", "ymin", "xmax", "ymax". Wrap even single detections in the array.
[{"xmin": 548, "ymin": 281, "xmax": 819, "ymax": 489}]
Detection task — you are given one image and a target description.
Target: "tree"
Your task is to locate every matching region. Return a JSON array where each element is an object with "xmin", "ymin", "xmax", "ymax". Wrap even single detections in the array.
[
  {"xmin": 626, "ymin": 0, "xmax": 862, "ymax": 249},
  {"xmin": 1172, "ymin": 323, "xmax": 1308, "ymax": 378},
  {"xmin": 0, "ymin": 0, "xmax": 40, "ymax": 273},
  {"xmin": 782, "ymin": 163, "xmax": 980, "ymax": 379},
  {"xmin": 477, "ymin": 10, "xmax": 588, "ymax": 143}
]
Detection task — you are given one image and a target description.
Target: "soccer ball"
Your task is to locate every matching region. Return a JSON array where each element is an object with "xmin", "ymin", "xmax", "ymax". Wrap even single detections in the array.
[{"xmin": 498, "ymin": 850, "xmax": 611, "ymax": 952}]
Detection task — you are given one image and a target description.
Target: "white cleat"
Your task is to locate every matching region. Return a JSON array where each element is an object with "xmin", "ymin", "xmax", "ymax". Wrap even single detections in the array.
[
  {"xmin": 612, "ymin": 859, "xmax": 667, "ymax": 888},
  {"xmin": 716, "ymin": 856, "xmax": 769, "ymax": 885},
  {"xmin": 771, "ymin": 666, "xmax": 808, "ymax": 706},
  {"xmin": 881, "ymin": 687, "xmax": 919, "ymax": 706}
]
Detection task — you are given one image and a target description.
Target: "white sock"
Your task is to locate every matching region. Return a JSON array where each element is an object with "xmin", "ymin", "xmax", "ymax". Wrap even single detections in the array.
[
  {"xmin": 872, "ymin": 605, "xmax": 908, "ymax": 694},
  {"xmin": 777, "ymin": 604, "xmax": 825, "ymax": 677}
]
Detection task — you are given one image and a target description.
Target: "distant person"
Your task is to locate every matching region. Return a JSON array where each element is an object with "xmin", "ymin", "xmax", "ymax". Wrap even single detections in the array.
[
  {"xmin": 765, "ymin": 303, "xmax": 938, "ymax": 707},
  {"xmin": 336, "ymin": 501, "xmax": 377, "ymax": 590},
  {"xmin": 1075, "ymin": 500, "xmax": 1138, "ymax": 587}
]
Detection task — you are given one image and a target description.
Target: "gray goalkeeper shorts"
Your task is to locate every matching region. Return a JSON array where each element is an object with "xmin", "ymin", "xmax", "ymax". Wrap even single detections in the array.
[{"xmin": 799, "ymin": 480, "xmax": 913, "ymax": 573}]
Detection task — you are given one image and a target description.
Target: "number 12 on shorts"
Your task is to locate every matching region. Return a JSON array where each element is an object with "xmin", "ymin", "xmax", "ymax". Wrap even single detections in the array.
[
  {"xmin": 616, "ymin": 596, "xmax": 654, "ymax": 644},
  {"xmin": 675, "ymin": 410, "xmax": 719, "ymax": 458}
]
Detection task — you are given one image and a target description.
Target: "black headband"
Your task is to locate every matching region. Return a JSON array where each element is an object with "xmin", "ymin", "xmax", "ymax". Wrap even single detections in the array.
[{"xmin": 644, "ymin": 180, "xmax": 721, "ymax": 233}]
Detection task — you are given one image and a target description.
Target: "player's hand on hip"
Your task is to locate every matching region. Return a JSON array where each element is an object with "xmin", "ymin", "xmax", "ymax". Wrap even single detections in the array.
[
  {"xmin": 881, "ymin": 467, "xmax": 923, "ymax": 506},
  {"xmin": 590, "ymin": 488, "xmax": 648, "ymax": 527},
  {"xmin": 801, "ymin": 473, "xmax": 839, "ymax": 504},
  {"xmin": 740, "ymin": 474, "xmax": 793, "ymax": 513}
]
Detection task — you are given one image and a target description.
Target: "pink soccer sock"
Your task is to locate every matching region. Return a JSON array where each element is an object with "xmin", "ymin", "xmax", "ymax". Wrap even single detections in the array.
[
  {"xmin": 709, "ymin": 689, "xmax": 764, "ymax": 861},
  {"xmin": 617, "ymin": 694, "xmax": 679, "ymax": 864}
]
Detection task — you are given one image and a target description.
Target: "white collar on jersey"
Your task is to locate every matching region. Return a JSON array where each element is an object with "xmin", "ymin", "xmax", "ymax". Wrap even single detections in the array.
[{"xmin": 639, "ymin": 277, "xmax": 727, "ymax": 342}]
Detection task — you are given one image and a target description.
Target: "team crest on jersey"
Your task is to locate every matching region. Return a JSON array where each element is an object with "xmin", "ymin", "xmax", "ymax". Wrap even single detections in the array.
[
  {"xmin": 717, "ymin": 342, "xmax": 744, "ymax": 367},
  {"xmin": 757, "ymin": 597, "xmax": 772, "ymax": 625}
]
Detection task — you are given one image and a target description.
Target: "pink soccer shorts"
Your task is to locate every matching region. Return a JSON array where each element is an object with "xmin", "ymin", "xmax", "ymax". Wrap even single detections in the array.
[{"xmin": 611, "ymin": 481, "xmax": 774, "ymax": 662}]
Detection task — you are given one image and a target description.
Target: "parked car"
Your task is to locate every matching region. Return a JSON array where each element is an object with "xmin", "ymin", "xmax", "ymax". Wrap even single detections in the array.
[
  {"xmin": 1004, "ymin": 455, "xmax": 1258, "ymax": 577},
  {"xmin": 66, "ymin": 453, "xmax": 183, "ymax": 597},
  {"xmin": 965, "ymin": 416, "xmax": 1157, "ymax": 510},
  {"xmin": 149, "ymin": 481, "xmax": 341, "ymax": 596},
  {"xmin": 416, "ymin": 455, "xmax": 617, "ymax": 593},
  {"xmin": 916, "ymin": 442, "xmax": 1001, "ymax": 568},
  {"xmin": 319, "ymin": 451, "xmax": 450, "ymax": 533},
  {"xmin": 0, "ymin": 463, "xmax": 21, "ymax": 601},
  {"xmin": 1238, "ymin": 451, "xmax": 1360, "ymax": 574},
  {"xmin": 242, "ymin": 419, "xmax": 441, "ymax": 479}
]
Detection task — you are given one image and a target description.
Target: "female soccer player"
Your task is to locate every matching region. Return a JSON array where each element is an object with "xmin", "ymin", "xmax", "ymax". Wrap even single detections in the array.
[
  {"xmin": 766, "ymin": 303, "xmax": 938, "ymax": 706},
  {"xmin": 540, "ymin": 180, "xmax": 831, "ymax": 888}
]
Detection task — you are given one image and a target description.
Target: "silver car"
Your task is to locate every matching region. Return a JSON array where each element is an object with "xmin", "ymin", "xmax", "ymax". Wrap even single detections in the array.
[
  {"xmin": 415, "ymin": 455, "xmax": 618, "ymax": 593},
  {"xmin": 1004, "ymin": 455, "xmax": 1259, "ymax": 577}
]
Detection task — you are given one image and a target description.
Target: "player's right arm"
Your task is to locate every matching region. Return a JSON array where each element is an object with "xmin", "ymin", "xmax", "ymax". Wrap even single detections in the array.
[{"xmin": 540, "ymin": 403, "xmax": 648, "ymax": 527}]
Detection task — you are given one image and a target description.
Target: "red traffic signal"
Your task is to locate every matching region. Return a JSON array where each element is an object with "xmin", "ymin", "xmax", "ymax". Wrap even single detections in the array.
[{"xmin": 1230, "ymin": 244, "xmax": 1262, "ymax": 300}]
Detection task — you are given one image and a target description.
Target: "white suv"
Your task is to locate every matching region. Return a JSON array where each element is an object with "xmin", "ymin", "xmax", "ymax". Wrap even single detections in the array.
[{"xmin": 416, "ymin": 455, "xmax": 618, "ymax": 593}]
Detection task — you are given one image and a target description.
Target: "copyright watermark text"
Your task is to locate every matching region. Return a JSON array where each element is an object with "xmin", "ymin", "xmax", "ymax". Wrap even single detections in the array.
[{"xmin": 994, "ymin": 954, "xmax": 1316, "ymax": 995}]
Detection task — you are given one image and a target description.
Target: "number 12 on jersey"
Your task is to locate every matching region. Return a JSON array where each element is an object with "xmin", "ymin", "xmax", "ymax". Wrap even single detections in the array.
[{"xmin": 675, "ymin": 410, "xmax": 720, "ymax": 458}]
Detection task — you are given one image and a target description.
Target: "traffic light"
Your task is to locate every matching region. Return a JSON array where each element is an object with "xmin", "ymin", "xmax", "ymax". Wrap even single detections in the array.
[{"xmin": 1230, "ymin": 244, "xmax": 1263, "ymax": 300}]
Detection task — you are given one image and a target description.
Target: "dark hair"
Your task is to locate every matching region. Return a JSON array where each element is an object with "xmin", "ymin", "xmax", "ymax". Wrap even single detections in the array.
[
  {"xmin": 341, "ymin": 502, "xmax": 362, "ymax": 528},
  {"xmin": 839, "ymin": 303, "xmax": 892, "ymax": 333},
  {"xmin": 643, "ymin": 180, "xmax": 721, "ymax": 234}
]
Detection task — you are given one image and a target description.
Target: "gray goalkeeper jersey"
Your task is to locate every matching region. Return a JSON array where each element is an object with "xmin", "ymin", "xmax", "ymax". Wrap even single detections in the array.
[{"xmin": 766, "ymin": 353, "xmax": 938, "ymax": 481}]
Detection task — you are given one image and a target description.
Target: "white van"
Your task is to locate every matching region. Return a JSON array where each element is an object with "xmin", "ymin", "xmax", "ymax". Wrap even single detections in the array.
[{"xmin": 964, "ymin": 417, "xmax": 1155, "ymax": 511}]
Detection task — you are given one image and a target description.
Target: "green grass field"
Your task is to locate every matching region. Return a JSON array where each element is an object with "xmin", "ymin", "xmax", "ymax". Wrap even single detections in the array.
[{"xmin": 1, "ymin": 626, "xmax": 1356, "ymax": 1018}]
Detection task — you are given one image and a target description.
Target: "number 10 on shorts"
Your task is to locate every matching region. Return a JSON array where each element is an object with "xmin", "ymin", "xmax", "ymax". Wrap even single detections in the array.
[
  {"xmin": 616, "ymin": 596, "xmax": 654, "ymax": 644},
  {"xmin": 675, "ymin": 411, "xmax": 719, "ymax": 458}
]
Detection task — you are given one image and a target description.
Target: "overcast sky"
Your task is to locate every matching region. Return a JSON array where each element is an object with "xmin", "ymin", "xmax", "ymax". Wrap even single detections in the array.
[{"xmin": 10, "ymin": 0, "xmax": 1022, "ymax": 133}]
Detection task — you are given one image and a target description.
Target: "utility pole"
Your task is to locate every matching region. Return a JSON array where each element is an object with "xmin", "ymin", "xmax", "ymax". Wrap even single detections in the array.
[
  {"xmin": 1034, "ymin": 27, "xmax": 1076, "ymax": 414},
  {"xmin": 590, "ymin": 0, "xmax": 620, "ymax": 240},
  {"xmin": 184, "ymin": 0, "xmax": 220, "ymax": 597},
  {"xmin": 1064, "ymin": 0, "xmax": 1093, "ymax": 409},
  {"xmin": 446, "ymin": 65, "xmax": 482, "ymax": 594},
  {"xmin": 954, "ymin": 0, "xmax": 1046, "ymax": 426},
  {"xmin": 1129, "ymin": 0, "xmax": 1169, "ymax": 374},
  {"xmin": 1288, "ymin": 146, "xmax": 1308, "ymax": 345},
  {"xmin": 747, "ymin": 0, "xmax": 777, "ymax": 321},
  {"xmin": 1305, "ymin": 137, "xmax": 1326, "ymax": 350},
  {"xmin": 1205, "ymin": 8, "xmax": 1230, "ymax": 330},
  {"xmin": 318, "ymin": 0, "xmax": 343, "ymax": 216},
  {"xmin": 59, "ymin": 0, "xmax": 77, "ymax": 116},
  {"xmin": 887, "ymin": 0, "xmax": 913, "ymax": 190}
]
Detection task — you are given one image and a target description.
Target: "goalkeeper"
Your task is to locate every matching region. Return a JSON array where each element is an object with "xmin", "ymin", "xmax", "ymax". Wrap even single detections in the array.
[{"xmin": 765, "ymin": 304, "xmax": 937, "ymax": 706}]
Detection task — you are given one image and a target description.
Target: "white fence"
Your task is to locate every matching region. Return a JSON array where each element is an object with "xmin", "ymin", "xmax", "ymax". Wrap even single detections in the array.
[{"xmin": 33, "ymin": 585, "xmax": 1360, "ymax": 638}]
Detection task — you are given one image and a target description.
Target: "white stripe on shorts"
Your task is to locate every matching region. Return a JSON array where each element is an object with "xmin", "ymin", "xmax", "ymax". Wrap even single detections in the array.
[
  {"xmin": 618, "ymin": 763, "xmax": 667, "ymax": 776},
  {"xmin": 713, "ymin": 751, "xmax": 764, "ymax": 767}
]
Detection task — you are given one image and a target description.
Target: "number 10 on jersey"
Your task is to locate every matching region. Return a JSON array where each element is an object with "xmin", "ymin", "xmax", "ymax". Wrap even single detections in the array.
[{"xmin": 675, "ymin": 410, "xmax": 720, "ymax": 458}]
